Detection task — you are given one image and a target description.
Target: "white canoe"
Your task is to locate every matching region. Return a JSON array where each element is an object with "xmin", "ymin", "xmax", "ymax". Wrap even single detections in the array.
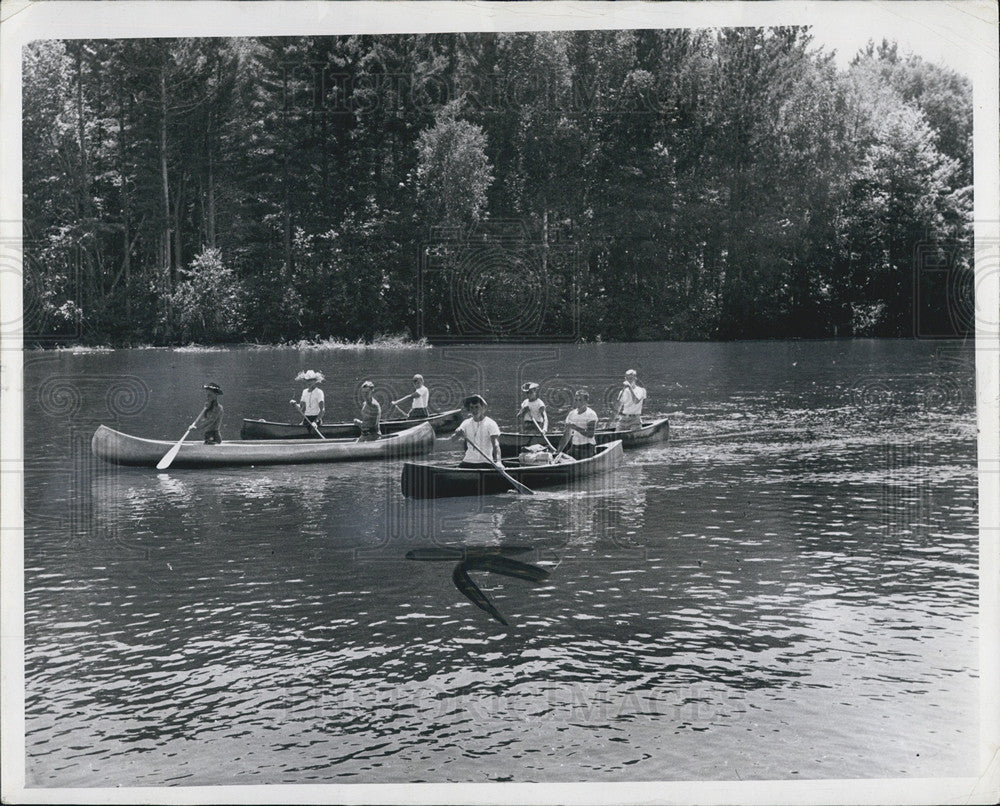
[{"xmin": 92, "ymin": 422, "xmax": 435, "ymax": 468}]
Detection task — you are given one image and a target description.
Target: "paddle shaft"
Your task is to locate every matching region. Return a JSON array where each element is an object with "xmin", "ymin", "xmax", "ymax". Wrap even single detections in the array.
[
  {"xmin": 156, "ymin": 407, "xmax": 207, "ymax": 470},
  {"xmin": 291, "ymin": 400, "xmax": 326, "ymax": 439},
  {"xmin": 465, "ymin": 436, "xmax": 533, "ymax": 495},
  {"xmin": 529, "ymin": 415, "xmax": 559, "ymax": 453}
]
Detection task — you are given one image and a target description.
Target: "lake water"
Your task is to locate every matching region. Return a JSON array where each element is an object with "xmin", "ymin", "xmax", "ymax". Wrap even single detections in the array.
[{"xmin": 20, "ymin": 339, "xmax": 980, "ymax": 786}]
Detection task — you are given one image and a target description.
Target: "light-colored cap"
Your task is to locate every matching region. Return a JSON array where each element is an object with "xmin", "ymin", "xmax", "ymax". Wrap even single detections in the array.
[
  {"xmin": 361, "ymin": 380, "xmax": 375, "ymax": 389},
  {"xmin": 625, "ymin": 369, "xmax": 637, "ymax": 377}
]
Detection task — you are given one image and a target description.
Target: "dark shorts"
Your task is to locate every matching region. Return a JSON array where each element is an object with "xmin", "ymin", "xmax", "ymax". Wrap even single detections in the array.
[
  {"xmin": 358, "ymin": 429, "xmax": 381, "ymax": 441},
  {"xmin": 408, "ymin": 408, "xmax": 428, "ymax": 420},
  {"xmin": 459, "ymin": 461, "xmax": 496, "ymax": 469},
  {"xmin": 204, "ymin": 430, "xmax": 221, "ymax": 445},
  {"xmin": 565, "ymin": 443, "xmax": 596, "ymax": 460}
]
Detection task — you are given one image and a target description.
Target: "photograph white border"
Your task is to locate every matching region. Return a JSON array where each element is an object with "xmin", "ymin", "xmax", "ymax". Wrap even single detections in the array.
[{"xmin": 1, "ymin": 2, "xmax": 997, "ymax": 804}]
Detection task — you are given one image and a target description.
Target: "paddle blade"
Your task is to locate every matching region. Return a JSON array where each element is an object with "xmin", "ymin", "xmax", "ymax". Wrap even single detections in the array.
[
  {"xmin": 505, "ymin": 474, "xmax": 534, "ymax": 495},
  {"xmin": 155, "ymin": 440, "xmax": 184, "ymax": 470}
]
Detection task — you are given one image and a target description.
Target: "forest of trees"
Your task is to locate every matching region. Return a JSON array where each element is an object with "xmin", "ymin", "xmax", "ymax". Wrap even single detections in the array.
[{"xmin": 21, "ymin": 29, "xmax": 973, "ymax": 345}]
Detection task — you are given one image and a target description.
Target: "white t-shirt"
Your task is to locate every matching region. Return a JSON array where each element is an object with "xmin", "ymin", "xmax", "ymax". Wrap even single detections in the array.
[
  {"xmin": 617, "ymin": 383, "xmax": 646, "ymax": 415},
  {"xmin": 521, "ymin": 397, "xmax": 546, "ymax": 424},
  {"xmin": 457, "ymin": 416, "xmax": 501, "ymax": 463},
  {"xmin": 300, "ymin": 387, "xmax": 325, "ymax": 416},
  {"xmin": 411, "ymin": 385, "xmax": 429, "ymax": 410},
  {"xmin": 565, "ymin": 407, "xmax": 598, "ymax": 445}
]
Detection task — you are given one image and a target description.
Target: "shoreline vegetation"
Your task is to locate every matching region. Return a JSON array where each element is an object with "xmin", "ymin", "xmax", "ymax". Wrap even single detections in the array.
[
  {"xmin": 25, "ymin": 332, "xmax": 975, "ymax": 353},
  {"xmin": 33, "ymin": 334, "xmax": 433, "ymax": 352},
  {"xmin": 23, "ymin": 31, "xmax": 972, "ymax": 346}
]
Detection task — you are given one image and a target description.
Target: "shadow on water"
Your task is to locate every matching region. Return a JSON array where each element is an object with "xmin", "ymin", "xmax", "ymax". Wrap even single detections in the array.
[{"xmin": 406, "ymin": 544, "xmax": 550, "ymax": 627}]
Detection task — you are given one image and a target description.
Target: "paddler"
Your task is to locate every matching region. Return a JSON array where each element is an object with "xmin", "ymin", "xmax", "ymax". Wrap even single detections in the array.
[
  {"xmin": 556, "ymin": 389, "xmax": 598, "ymax": 460},
  {"xmin": 452, "ymin": 394, "xmax": 503, "ymax": 468},
  {"xmin": 391, "ymin": 374, "xmax": 430, "ymax": 420},
  {"xmin": 195, "ymin": 383, "xmax": 224, "ymax": 444},
  {"xmin": 516, "ymin": 382, "xmax": 548, "ymax": 434},
  {"xmin": 611, "ymin": 368, "xmax": 646, "ymax": 431},
  {"xmin": 353, "ymin": 380, "xmax": 382, "ymax": 440},
  {"xmin": 291, "ymin": 369, "xmax": 325, "ymax": 435}
]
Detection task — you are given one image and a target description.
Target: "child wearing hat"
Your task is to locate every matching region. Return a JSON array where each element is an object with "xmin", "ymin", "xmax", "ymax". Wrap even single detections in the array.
[
  {"xmin": 196, "ymin": 383, "xmax": 224, "ymax": 444},
  {"xmin": 516, "ymin": 382, "xmax": 548, "ymax": 434},
  {"xmin": 391, "ymin": 374, "xmax": 430, "ymax": 420},
  {"xmin": 292, "ymin": 370, "xmax": 325, "ymax": 433},
  {"xmin": 452, "ymin": 394, "xmax": 502, "ymax": 467},
  {"xmin": 353, "ymin": 381, "xmax": 382, "ymax": 440}
]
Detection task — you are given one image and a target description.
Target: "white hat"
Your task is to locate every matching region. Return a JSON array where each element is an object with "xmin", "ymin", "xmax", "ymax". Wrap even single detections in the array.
[
  {"xmin": 296, "ymin": 369, "xmax": 325, "ymax": 382},
  {"xmin": 625, "ymin": 369, "xmax": 637, "ymax": 377}
]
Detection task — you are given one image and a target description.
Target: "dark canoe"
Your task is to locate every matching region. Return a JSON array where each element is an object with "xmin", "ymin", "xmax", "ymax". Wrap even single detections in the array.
[
  {"xmin": 498, "ymin": 416, "xmax": 669, "ymax": 454},
  {"xmin": 92, "ymin": 422, "xmax": 435, "ymax": 468},
  {"xmin": 401, "ymin": 441, "xmax": 624, "ymax": 499},
  {"xmin": 239, "ymin": 408, "xmax": 463, "ymax": 440}
]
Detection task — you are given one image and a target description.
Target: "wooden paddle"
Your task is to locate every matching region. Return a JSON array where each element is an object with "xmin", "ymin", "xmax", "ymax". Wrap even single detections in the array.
[
  {"xmin": 392, "ymin": 401, "xmax": 409, "ymax": 418},
  {"xmin": 465, "ymin": 437, "xmax": 533, "ymax": 495},
  {"xmin": 156, "ymin": 407, "xmax": 207, "ymax": 471},
  {"xmin": 529, "ymin": 414, "xmax": 559, "ymax": 454},
  {"xmin": 290, "ymin": 400, "xmax": 326, "ymax": 439}
]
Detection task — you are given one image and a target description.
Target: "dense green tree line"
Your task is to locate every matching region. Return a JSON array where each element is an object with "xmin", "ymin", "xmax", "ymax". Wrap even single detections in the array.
[{"xmin": 22, "ymin": 31, "xmax": 972, "ymax": 345}]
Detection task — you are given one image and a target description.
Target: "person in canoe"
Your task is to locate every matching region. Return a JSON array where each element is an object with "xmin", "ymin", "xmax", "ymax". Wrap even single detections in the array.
[
  {"xmin": 516, "ymin": 382, "xmax": 548, "ymax": 435},
  {"xmin": 195, "ymin": 383, "xmax": 224, "ymax": 444},
  {"xmin": 612, "ymin": 368, "xmax": 647, "ymax": 431},
  {"xmin": 452, "ymin": 394, "xmax": 503, "ymax": 468},
  {"xmin": 391, "ymin": 374, "xmax": 430, "ymax": 420},
  {"xmin": 291, "ymin": 369, "xmax": 325, "ymax": 435},
  {"xmin": 353, "ymin": 380, "xmax": 382, "ymax": 440},
  {"xmin": 556, "ymin": 389, "xmax": 598, "ymax": 459}
]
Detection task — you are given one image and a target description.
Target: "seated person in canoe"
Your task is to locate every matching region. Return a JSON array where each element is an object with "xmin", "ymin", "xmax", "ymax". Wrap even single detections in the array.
[
  {"xmin": 353, "ymin": 380, "xmax": 382, "ymax": 440},
  {"xmin": 196, "ymin": 383, "xmax": 224, "ymax": 444},
  {"xmin": 391, "ymin": 374, "xmax": 430, "ymax": 420},
  {"xmin": 517, "ymin": 382, "xmax": 548, "ymax": 434},
  {"xmin": 612, "ymin": 369, "xmax": 646, "ymax": 431},
  {"xmin": 291, "ymin": 369, "xmax": 325, "ymax": 434},
  {"xmin": 557, "ymin": 389, "xmax": 598, "ymax": 460},
  {"xmin": 452, "ymin": 394, "xmax": 503, "ymax": 468}
]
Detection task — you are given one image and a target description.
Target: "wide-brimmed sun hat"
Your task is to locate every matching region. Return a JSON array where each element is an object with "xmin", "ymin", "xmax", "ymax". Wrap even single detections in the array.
[
  {"xmin": 296, "ymin": 369, "xmax": 325, "ymax": 383},
  {"xmin": 361, "ymin": 380, "xmax": 375, "ymax": 389},
  {"xmin": 521, "ymin": 382, "xmax": 539, "ymax": 392},
  {"xmin": 463, "ymin": 394, "xmax": 487, "ymax": 408},
  {"xmin": 203, "ymin": 383, "xmax": 223, "ymax": 395}
]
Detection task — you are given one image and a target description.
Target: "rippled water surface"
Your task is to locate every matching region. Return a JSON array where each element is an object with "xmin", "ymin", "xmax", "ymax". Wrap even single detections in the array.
[{"xmin": 22, "ymin": 340, "xmax": 979, "ymax": 786}]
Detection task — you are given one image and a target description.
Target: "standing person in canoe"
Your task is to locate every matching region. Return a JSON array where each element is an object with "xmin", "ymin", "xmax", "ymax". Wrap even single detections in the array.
[
  {"xmin": 612, "ymin": 369, "xmax": 647, "ymax": 431},
  {"xmin": 353, "ymin": 380, "xmax": 382, "ymax": 440},
  {"xmin": 291, "ymin": 370, "xmax": 325, "ymax": 436},
  {"xmin": 196, "ymin": 383, "xmax": 225, "ymax": 444},
  {"xmin": 391, "ymin": 374, "xmax": 431, "ymax": 420},
  {"xmin": 516, "ymin": 382, "xmax": 548, "ymax": 435},
  {"xmin": 452, "ymin": 394, "xmax": 503, "ymax": 468},
  {"xmin": 556, "ymin": 389, "xmax": 598, "ymax": 459}
]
